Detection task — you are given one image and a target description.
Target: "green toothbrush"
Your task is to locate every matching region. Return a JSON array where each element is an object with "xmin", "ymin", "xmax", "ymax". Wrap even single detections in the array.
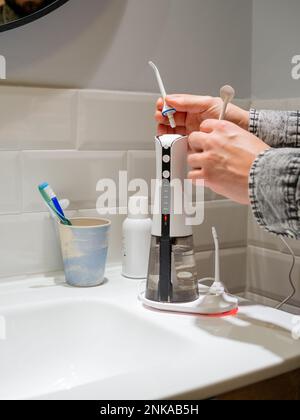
[{"xmin": 38, "ymin": 183, "xmax": 72, "ymax": 226}]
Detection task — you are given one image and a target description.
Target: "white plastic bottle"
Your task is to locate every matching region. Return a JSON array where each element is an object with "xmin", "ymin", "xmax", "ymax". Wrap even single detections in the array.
[{"xmin": 122, "ymin": 196, "xmax": 152, "ymax": 279}]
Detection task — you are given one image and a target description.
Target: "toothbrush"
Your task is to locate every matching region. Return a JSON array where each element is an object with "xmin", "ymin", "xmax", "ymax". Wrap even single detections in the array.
[
  {"xmin": 219, "ymin": 85, "xmax": 235, "ymax": 121},
  {"xmin": 38, "ymin": 183, "xmax": 72, "ymax": 226},
  {"xmin": 39, "ymin": 182, "xmax": 65, "ymax": 217},
  {"xmin": 47, "ymin": 199, "xmax": 70, "ymax": 223},
  {"xmin": 149, "ymin": 61, "xmax": 177, "ymax": 129}
]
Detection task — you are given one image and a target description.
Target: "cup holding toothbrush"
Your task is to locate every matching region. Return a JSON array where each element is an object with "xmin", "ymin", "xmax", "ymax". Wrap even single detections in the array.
[{"xmin": 59, "ymin": 218, "xmax": 111, "ymax": 288}]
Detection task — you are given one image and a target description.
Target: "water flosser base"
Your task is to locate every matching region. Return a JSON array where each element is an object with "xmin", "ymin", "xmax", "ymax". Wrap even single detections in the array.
[
  {"xmin": 142, "ymin": 224, "xmax": 239, "ymax": 316},
  {"xmin": 139, "ymin": 287, "xmax": 239, "ymax": 316}
]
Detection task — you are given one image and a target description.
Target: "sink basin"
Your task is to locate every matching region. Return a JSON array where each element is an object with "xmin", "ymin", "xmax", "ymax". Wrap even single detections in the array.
[
  {"xmin": 0, "ymin": 299, "xmax": 188, "ymax": 400},
  {"xmin": 1, "ymin": 270, "xmax": 300, "ymax": 400}
]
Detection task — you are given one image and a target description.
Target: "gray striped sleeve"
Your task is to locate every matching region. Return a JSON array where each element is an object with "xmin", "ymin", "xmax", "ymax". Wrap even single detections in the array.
[
  {"xmin": 249, "ymin": 149, "xmax": 300, "ymax": 239},
  {"xmin": 249, "ymin": 109, "xmax": 300, "ymax": 148}
]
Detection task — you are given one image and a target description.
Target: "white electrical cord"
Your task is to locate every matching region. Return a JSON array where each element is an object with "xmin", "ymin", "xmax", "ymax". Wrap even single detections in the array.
[{"xmin": 276, "ymin": 236, "xmax": 297, "ymax": 310}]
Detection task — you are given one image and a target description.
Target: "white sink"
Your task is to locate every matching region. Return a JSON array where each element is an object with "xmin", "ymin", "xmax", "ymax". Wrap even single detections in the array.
[
  {"xmin": 0, "ymin": 299, "xmax": 189, "ymax": 400},
  {"xmin": 0, "ymin": 269, "xmax": 300, "ymax": 400}
]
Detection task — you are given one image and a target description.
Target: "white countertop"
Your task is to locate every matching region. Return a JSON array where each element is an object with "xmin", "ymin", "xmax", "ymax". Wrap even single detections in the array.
[{"xmin": 0, "ymin": 266, "xmax": 300, "ymax": 400}]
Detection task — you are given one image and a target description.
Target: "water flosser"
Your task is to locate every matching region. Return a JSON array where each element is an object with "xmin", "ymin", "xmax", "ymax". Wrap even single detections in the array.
[
  {"xmin": 143, "ymin": 69, "xmax": 239, "ymax": 314},
  {"xmin": 146, "ymin": 62, "xmax": 198, "ymax": 303},
  {"xmin": 146, "ymin": 135, "xmax": 199, "ymax": 303}
]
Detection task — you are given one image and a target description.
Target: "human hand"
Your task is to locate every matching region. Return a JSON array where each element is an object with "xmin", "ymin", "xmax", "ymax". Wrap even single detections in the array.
[
  {"xmin": 155, "ymin": 94, "xmax": 249, "ymax": 136},
  {"xmin": 187, "ymin": 120, "xmax": 270, "ymax": 204}
]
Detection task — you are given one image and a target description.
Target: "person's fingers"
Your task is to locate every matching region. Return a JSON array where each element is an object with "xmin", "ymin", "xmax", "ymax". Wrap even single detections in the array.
[
  {"xmin": 167, "ymin": 126, "xmax": 176, "ymax": 135},
  {"xmin": 188, "ymin": 143, "xmax": 197, "ymax": 154},
  {"xmin": 175, "ymin": 126, "xmax": 187, "ymax": 136},
  {"xmin": 155, "ymin": 111, "xmax": 167, "ymax": 124},
  {"xmin": 188, "ymin": 152, "xmax": 211, "ymax": 169},
  {"xmin": 157, "ymin": 125, "xmax": 186, "ymax": 136},
  {"xmin": 188, "ymin": 132, "xmax": 212, "ymax": 151},
  {"xmin": 200, "ymin": 119, "xmax": 232, "ymax": 133},
  {"xmin": 156, "ymin": 98, "xmax": 164, "ymax": 111},
  {"xmin": 187, "ymin": 153, "xmax": 203, "ymax": 169},
  {"xmin": 188, "ymin": 169, "xmax": 206, "ymax": 184},
  {"xmin": 157, "ymin": 124, "xmax": 169, "ymax": 136},
  {"xmin": 199, "ymin": 119, "xmax": 219, "ymax": 133},
  {"xmin": 166, "ymin": 94, "xmax": 214, "ymax": 113},
  {"xmin": 155, "ymin": 110, "xmax": 187, "ymax": 127}
]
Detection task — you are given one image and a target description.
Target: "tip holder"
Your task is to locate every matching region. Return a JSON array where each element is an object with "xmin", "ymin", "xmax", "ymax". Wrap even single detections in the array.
[{"xmin": 162, "ymin": 104, "xmax": 177, "ymax": 128}]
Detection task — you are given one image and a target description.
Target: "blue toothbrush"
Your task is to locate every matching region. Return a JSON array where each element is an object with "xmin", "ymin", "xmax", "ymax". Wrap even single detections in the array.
[{"xmin": 38, "ymin": 183, "xmax": 72, "ymax": 226}]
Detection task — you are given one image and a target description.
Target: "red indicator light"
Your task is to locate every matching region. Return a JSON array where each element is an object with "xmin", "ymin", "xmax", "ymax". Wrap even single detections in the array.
[
  {"xmin": 201, "ymin": 308, "xmax": 239, "ymax": 318},
  {"xmin": 164, "ymin": 215, "xmax": 168, "ymax": 223}
]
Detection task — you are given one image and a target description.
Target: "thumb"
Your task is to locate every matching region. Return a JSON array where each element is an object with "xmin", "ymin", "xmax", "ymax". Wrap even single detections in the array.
[{"xmin": 166, "ymin": 94, "xmax": 214, "ymax": 113}]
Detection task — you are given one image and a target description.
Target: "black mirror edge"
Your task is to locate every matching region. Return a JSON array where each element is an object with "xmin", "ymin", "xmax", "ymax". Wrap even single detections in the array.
[{"xmin": 0, "ymin": 0, "xmax": 70, "ymax": 33}]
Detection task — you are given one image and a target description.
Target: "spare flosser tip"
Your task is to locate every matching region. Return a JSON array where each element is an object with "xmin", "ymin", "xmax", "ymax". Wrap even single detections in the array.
[{"xmin": 220, "ymin": 85, "xmax": 235, "ymax": 102}]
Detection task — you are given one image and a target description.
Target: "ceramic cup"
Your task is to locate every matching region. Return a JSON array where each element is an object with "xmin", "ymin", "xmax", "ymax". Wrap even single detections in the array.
[{"xmin": 59, "ymin": 218, "xmax": 111, "ymax": 288}]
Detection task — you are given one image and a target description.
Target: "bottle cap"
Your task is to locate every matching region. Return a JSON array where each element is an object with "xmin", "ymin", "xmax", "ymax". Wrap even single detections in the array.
[{"xmin": 128, "ymin": 196, "xmax": 149, "ymax": 219}]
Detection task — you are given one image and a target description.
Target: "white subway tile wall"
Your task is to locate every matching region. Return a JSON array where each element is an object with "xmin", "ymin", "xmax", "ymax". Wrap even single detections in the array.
[
  {"xmin": 251, "ymin": 98, "xmax": 300, "ymax": 111},
  {"xmin": 247, "ymin": 246, "xmax": 300, "ymax": 306},
  {"xmin": 0, "ymin": 152, "xmax": 21, "ymax": 214},
  {"xmin": 0, "ymin": 87, "xmax": 77, "ymax": 151},
  {"xmin": 0, "ymin": 213, "xmax": 63, "ymax": 278},
  {"xmin": 127, "ymin": 150, "xmax": 156, "ymax": 199},
  {"xmin": 77, "ymin": 91, "xmax": 158, "ymax": 151},
  {"xmin": 194, "ymin": 201, "xmax": 248, "ymax": 251},
  {"xmin": 0, "ymin": 86, "xmax": 298, "ymax": 310},
  {"xmin": 22, "ymin": 150, "xmax": 126, "ymax": 212}
]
